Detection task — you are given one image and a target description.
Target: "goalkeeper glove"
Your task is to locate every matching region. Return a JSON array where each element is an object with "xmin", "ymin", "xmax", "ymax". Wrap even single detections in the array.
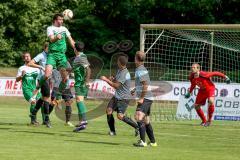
[
  {"xmin": 225, "ymin": 76, "xmax": 231, "ymax": 84},
  {"xmin": 184, "ymin": 92, "xmax": 191, "ymax": 99}
]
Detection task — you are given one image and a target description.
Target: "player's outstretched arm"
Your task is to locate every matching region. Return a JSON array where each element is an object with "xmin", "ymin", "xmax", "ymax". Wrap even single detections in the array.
[
  {"xmin": 67, "ymin": 36, "xmax": 77, "ymax": 53},
  {"xmin": 85, "ymin": 67, "xmax": 91, "ymax": 85},
  {"xmin": 205, "ymin": 71, "xmax": 231, "ymax": 84},
  {"xmin": 28, "ymin": 59, "xmax": 45, "ymax": 71},
  {"xmin": 100, "ymin": 76, "xmax": 121, "ymax": 89},
  {"xmin": 205, "ymin": 71, "xmax": 226, "ymax": 79}
]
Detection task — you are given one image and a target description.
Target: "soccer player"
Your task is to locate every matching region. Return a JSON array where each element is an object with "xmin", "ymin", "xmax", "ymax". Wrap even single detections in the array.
[
  {"xmin": 16, "ymin": 52, "xmax": 42, "ymax": 125},
  {"xmin": 132, "ymin": 51, "xmax": 157, "ymax": 147},
  {"xmin": 72, "ymin": 41, "xmax": 91, "ymax": 132},
  {"xmin": 184, "ymin": 63, "xmax": 231, "ymax": 126},
  {"xmin": 28, "ymin": 42, "xmax": 53, "ymax": 127},
  {"xmin": 51, "ymin": 67, "xmax": 74, "ymax": 127},
  {"xmin": 36, "ymin": 13, "xmax": 76, "ymax": 93},
  {"xmin": 100, "ymin": 55, "xmax": 139, "ymax": 136}
]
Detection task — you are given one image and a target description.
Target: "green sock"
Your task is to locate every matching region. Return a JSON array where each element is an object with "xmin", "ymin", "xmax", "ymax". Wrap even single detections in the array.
[
  {"xmin": 76, "ymin": 101, "xmax": 87, "ymax": 121},
  {"xmin": 30, "ymin": 104, "xmax": 35, "ymax": 115}
]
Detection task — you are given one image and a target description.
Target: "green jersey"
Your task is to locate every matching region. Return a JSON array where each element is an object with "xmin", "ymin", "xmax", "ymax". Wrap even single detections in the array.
[
  {"xmin": 73, "ymin": 52, "xmax": 90, "ymax": 85},
  {"xmin": 16, "ymin": 65, "xmax": 42, "ymax": 92},
  {"xmin": 73, "ymin": 52, "xmax": 90, "ymax": 96},
  {"xmin": 47, "ymin": 25, "xmax": 71, "ymax": 53}
]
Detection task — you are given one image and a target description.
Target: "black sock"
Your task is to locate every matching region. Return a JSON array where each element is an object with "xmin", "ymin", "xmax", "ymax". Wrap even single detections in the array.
[
  {"xmin": 146, "ymin": 123, "xmax": 156, "ymax": 143},
  {"xmin": 65, "ymin": 106, "xmax": 72, "ymax": 122},
  {"xmin": 32, "ymin": 99, "xmax": 43, "ymax": 115},
  {"xmin": 107, "ymin": 114, "xmax": 115, "ymax": 132},
  {"xmin": 137, "ymin": 121, "xmax": 146, "ymax": 142},
  {"xmin": 43, "ymin": 101, "xmax": 50, "ymax": 122},
  {"xmin": 122, "ymin": 116, "xmax": 138, "ymax": 129},
  {"xmin": 49, "ymin": 104, "xmax": 54, "ymax": 114}
]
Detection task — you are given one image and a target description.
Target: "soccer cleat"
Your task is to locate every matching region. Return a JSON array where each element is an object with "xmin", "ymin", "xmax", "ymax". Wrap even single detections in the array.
[
  {"xmin": 200, "ymin": 122, "xmax": 206, "ymax": 126},
  {"xmin": 28, "ymin": 120, "xmax": 39, "ymax": 126},
  {"xmin": 73, "ymin": 125, "xmax": 86, "ymax": 132},
  {"xmin": 75, "ymin": 121, "xmax": 88, "ymax": 127},
  {"xmin": 65, "ymin": 121, "xmax": 74, "ymax": 127},
  {"xmin": 108, "ymin": 131, "xmax": 116, "ymax": 136},
  {"xmin": 135, "ymin": 128, "xmax": 139, "ymax": 137},
  {"xmin": 204, "ymin": 121, "xmax": 211, "ymax": 127},
  {"xmin": 45, "ymin": 121, "xmax": 52, "ymax": 128},
  {"xmin": 133, "ymin": 140, "xmax": 147, "ymax": 147},
  {"xmin": 149, "ymin": 142, "xmax": 158, "ymax": 147}
]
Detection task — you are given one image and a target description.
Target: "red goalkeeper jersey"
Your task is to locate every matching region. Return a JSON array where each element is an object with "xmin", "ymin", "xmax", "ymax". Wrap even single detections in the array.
[{"xmin": 189, "ymin": 71, "xmax": 226, "ymax": 93}]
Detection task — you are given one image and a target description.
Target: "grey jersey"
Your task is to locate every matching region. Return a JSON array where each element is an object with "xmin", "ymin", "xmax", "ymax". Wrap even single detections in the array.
[
  {"xmin": 33, "ymin": 51, "xmax": 47, "ymax": 75},
  {"xmin": 73, "ymin": 52, "xmax": 90, "ymax": 68},
  {"xmin": 33, "ymin": 51, "xmax": 47, "ymax": 68},
  {"xmin": 115, "ymin": 68, "xmax": 131, "ymax": 100},
  {"xmin": 51, "ymin": 61, "xmax": 72, "ymax": 88},
  {"xmin": 135, "ymin": 65, "xmax": 153, "ymax": 100},
  {"xmin": 52, "ymin": 69, "xmax": 62, "ymax": 88}
]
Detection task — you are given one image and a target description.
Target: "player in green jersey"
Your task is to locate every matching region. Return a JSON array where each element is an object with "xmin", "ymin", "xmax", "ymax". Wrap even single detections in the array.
[
  {"xmin": 72, "ymin": 41, "xmax": 91, "ymax": 132},
  {"xmin": 16, "ymin": 52, "xmax": 43, "ymax": 125}
]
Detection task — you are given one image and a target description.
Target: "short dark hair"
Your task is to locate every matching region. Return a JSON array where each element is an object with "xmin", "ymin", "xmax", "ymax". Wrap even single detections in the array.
[
  {"xmin": 75, "ymin": 41, "xmax": 85, "ymax": 52},
  {"xmin": 135, "ymin": 51, "xmax": 145, "ymax": 62},
  {"xmin": 118, "ymin": 55, "xmax": 128, "ymax": 66},
  {"xmin": 21, "ymin": 52, "xmax": 30, "ymax": 59},
  {"xmin": 53, "ymin": 13, "xmax": 64, "ymax": 22}
]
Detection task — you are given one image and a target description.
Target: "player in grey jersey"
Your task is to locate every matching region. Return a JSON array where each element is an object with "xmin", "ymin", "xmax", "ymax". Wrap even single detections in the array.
[
  {"xmin": 51, "ymin": 67, "xmax": 74, "ymax": 127},
  {"xmin": 101, "ymin": 55, "xmax": 138, "ymax": 136},
  {"xmin": 28, "ymin": 42, "xmax": 52, "ymax": 127},
  {"xmin": 132, "ymin": 51, "xmax": 157, "ymax": 147}
]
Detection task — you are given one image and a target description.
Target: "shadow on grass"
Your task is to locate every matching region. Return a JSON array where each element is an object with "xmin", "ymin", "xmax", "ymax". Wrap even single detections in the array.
[
  {"xmin": 65, "ymin": 139, "xmax": 120, "ymax": 145},
  {"xmin": 10, "ymin": 130, "xmax": 77, "ymax": 138},
  {"xmin": 0, "ymin": 122, "xmax": 27, "ymax": 126},
  {"xmin": 0, "ymin": 127, "xmax": 11, "ymax": 130},
  {"xmin": 64, "ymin": 130, "xmax": 107, "ymax": 136},
  {"xmin": 159, "ymin": 122, "xmax": 197, "ymax": 126},
  {"xmin": 11, "ymin": 130, "xmax": 56, "ymax": 135}
]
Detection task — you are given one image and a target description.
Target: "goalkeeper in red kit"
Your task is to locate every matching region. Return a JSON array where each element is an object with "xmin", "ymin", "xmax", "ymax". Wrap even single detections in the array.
[{"xmin": 185, "ymin": 63, "xmax": 231, "ymax": 126}]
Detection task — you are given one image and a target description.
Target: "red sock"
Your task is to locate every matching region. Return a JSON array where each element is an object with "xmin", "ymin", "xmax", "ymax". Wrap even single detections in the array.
[
  {"xmin": 208, "ymin": 104, "xmax": 215, "ymax": 122},
  {"xmin": 195, "ymin": 108, "xmax": 206, "ymax": 123}
]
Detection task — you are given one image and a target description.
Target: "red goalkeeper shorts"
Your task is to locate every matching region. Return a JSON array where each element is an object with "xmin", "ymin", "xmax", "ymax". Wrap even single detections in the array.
[{"xmin": 195, "ymin": 88, "xmax": 215, "ymax": 105}]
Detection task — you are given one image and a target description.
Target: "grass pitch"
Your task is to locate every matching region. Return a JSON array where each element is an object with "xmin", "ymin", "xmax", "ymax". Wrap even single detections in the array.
[{"xmin": 0, "ymin": 97, "xmax": 239, "ymax": 160}]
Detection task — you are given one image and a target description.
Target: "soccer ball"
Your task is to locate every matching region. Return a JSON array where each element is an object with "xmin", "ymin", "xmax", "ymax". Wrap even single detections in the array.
[{"xmin": 63, "ymin": 9, "xmax": 73, "ymax": 20}]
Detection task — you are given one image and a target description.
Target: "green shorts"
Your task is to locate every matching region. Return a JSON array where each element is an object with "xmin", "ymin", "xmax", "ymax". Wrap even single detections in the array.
[
  {"xmin": 74, "ymin": 85, "xmax": 88, "ymax": 97},
  {"xmin": 74, "ymin": 65, "xmax": 88, "ymax": 96},
  {"xmin": 46, "ymin": 51, "xmax": 67, "ymax": 69},
  {"xmin": 23, "ymin": 89, "xmax": 41, "ymax": 102}
]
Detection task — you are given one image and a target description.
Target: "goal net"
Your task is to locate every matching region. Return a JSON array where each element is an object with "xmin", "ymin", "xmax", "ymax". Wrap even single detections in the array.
[{"xmin": 140, "ymin": 24, "xmax": 240, "ymax": 121}]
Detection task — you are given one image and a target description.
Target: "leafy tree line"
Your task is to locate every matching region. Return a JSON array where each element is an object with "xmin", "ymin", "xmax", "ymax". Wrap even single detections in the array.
[{"xmin": 0, "ymin": 0, "xmax": 240, "ymax": 67}]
